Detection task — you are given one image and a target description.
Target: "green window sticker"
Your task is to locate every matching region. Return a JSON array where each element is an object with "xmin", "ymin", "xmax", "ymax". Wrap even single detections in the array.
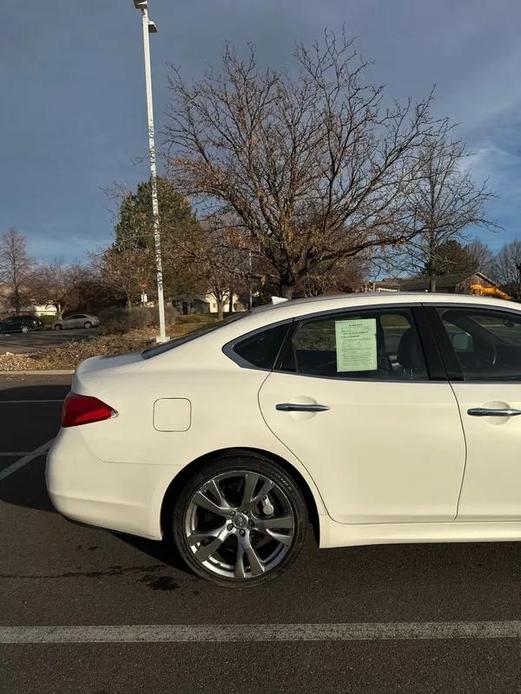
[{"xmin": 335, "ymin": 318, "xmax": 377, "ymax": 372}]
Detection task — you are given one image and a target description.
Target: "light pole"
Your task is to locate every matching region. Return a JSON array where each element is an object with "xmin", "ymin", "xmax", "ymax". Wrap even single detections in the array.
[{"xmin": 132, "ymin": 0, "xmax": 168, "ymax": 342}]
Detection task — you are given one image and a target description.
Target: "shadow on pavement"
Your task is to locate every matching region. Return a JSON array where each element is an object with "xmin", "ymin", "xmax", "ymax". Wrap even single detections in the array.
[{"xmin": 0, "ymin": 383, "xmax": 190, "ymax": 576}]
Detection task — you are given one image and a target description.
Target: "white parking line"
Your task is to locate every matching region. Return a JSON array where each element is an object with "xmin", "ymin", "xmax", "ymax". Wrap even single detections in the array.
[
  {"xmin": 0, "ymin": 440, "xmax": 53, "ymax": 482},
  {"xmin": 1, "ymin": 621, "xmax": 521, "ymax": 644}
]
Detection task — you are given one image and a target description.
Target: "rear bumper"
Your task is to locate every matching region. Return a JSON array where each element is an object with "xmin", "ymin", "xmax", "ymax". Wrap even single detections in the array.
[{"xmin": 46, "ymin": 429, "xmax": 181, "ymax": 541}]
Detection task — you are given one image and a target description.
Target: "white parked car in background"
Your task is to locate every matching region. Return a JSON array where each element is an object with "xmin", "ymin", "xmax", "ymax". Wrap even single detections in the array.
[
  {"xmin": 46, "ymin": 293, "xmax": 521, "ymax": 586},
  {"xmin": 54, "ymin": 313, "xmax": 99, "ymax": 330}
]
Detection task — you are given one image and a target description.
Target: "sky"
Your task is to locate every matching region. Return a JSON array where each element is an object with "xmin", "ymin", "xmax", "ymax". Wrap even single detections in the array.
[{"xmin": 1, "ymin": 0, "xmax": 521, "ymax": 263}]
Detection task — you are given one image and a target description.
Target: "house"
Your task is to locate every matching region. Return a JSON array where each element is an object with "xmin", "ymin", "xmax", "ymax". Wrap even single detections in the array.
[
  {"xmin": 0, "ymin": 284, "xmax": 9, "ymax": 314},
  {"xmin": 173, "ymin": 291, "xmax": 243, "ymax": 315},
  {"xmin": 25, "ymin": 304, "xmax": 58, "ymax": 317},
  {"xmin": 370, "ymin": 272, "xmax": 511, "ymax": 300},
  {"xmin": 0, "ymin": 282, "xmax": 60, "ymax": 317},
  {"xmin": 2, "ymin": 302, "xmax": 58, "ymax": 318}
]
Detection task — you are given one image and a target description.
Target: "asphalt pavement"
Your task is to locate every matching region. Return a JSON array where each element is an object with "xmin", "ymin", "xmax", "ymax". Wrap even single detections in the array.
[
  {"xmin": 0, "ymin": 328, "xmax": 99, "ymax": 354},
  {"xmin": 2, "ymin": 374, "xmax": 521, "ymax": 693}
]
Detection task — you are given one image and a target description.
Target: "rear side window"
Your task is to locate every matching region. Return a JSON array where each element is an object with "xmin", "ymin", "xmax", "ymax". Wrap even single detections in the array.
[
  {"xmin": 279, "ymin": 308, "xmax": 428, "ymax": 380},
  {"xmin": 438, "ymin": 307, "xmax": 521, "ymax": 381},
  {"xmin": 230, "ymin": 323, "xmax": 289, "ymax": 369}
]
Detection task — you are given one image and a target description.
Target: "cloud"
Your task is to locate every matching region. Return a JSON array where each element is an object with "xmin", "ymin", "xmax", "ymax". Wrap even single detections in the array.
[{"xmin": 2, "ymin": 0, "xmax": 521, "ymax": 259}]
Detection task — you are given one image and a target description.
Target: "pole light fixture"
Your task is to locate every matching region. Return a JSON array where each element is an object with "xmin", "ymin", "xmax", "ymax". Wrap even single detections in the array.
[{"xmin": 131, "ymin": 0, "xmax": 168, "ymax": 342}]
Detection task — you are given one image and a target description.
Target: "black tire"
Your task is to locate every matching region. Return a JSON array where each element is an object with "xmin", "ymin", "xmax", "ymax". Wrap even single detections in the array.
[
  {"xmin": 171, "ymin": 452, "xmax": 307, "ymax": 587},
  {"xmin": 21, "ymin": 326, "xmax": 29, "ymax": 334},
  {"xmin": 84, "ymin": 321, "xmax": 92, "ymax": 329},
  {"xmin": 54, "ymin": 324, "xmax": 62, "ymax": 330}
]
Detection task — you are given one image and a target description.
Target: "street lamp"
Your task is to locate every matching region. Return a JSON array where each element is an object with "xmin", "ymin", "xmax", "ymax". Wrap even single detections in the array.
[{"xmin": 132, "ymin": 0, "xmax": 168, "ymax": 342}]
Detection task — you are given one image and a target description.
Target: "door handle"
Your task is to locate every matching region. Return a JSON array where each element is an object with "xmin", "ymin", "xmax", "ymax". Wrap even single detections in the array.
[
  {"xmin": 467, "ymin": 407, "xmax": 521, "ymax": 417},
  {"xmin": 276, "ymin": 403, "xmax": 330, "ymax": 412}
]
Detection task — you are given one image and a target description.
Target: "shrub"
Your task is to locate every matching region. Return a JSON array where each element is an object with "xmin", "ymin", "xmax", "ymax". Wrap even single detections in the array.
[
  {"xmin": 98, "ymin": 305, "xmax": 175, "ymax": 334},
  {"xmin": 38, "ymin": 315, "xmax": 57, "ymax": 328},
  {"xmin": 98, "ymin": 305, "xmax": 216, "ymax": 334}
]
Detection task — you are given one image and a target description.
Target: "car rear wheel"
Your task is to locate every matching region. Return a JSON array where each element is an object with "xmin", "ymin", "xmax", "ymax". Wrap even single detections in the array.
[
  {"xmin": 54, "ymin": 324, "xmax": 62, "ymax": 330},
  {"xmin": 172, "ymin": 453, "xmax": 307, "ymax": 587},
  {"xmin": 84, "ymin": 321, "xmax": 92, "ymax": 329},
  {"xmin": 21, "ymin": 326, "xmax": 29, "ymax": 334}
]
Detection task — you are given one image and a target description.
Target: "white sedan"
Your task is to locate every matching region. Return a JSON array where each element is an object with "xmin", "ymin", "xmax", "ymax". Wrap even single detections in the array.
[{"xmin": 46, "ymin": 293, "xmax": 521, "ymax": 586}]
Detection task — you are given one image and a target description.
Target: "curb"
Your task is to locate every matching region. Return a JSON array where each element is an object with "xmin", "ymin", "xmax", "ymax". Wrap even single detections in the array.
[{"xmin": 0, "ymin": 370, "xmax": 74, "ymax": 376}]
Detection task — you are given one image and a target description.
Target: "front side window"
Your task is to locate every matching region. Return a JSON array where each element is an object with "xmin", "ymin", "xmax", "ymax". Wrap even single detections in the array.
[
  {"xmin": 438, "ymin": 307, "xmax": 521, "ymax": 381},
  {"xmin": 280, "ymin": 308, "xmax": 428, "ymax": 380}
]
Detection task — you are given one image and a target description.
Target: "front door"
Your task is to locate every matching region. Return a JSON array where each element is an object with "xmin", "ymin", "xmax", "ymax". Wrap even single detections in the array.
[
  {"xmin": 259, "ymin": 306, "xmax": 466, "ymax": 524},
  {"xmin": 433, "ymin": 305, "xmax": 521, "ymax": 521}
]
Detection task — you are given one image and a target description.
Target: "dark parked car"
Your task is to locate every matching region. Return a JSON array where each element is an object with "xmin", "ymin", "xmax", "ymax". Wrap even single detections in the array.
[{"xmin": 0, "ymin": 315, "xmax": 43, "ymax": 334}]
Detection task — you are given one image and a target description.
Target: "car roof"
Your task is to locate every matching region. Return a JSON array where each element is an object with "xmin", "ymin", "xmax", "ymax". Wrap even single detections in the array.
[
  {"xmin": 250, "ymin": 291, "xmax": 517, "ymax": 318},
  {"xmin": 227, "ymin": 291, "xmax": 520, "ymax": 339},
  {"xmin": 144, "ymin": 291, "xmax": 521, "ymax": 366},
  {"xmin": 218, "ymin": 291, "xmax": 517, "ymax": 338}
]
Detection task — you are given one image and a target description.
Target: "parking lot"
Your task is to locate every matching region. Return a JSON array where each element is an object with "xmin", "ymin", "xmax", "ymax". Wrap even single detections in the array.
[
  {"xmin": 2, "ymin": 374, "xmax": 521, "ymax": 693},
  {"xmin": 0, "ymin": 328, "xmax": 98, "ymax": 354}
]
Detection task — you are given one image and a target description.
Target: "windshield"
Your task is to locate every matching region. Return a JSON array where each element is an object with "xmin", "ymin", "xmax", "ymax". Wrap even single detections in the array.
[{"xmin": 142, "ymin": 312, "xmax": 249, "ymax": 359}]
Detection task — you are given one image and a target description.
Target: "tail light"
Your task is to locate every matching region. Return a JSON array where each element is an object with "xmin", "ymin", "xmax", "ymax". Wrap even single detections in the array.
[{"xmin": 62, "ymin": 393, "xmax": 117, "ymax": 428}]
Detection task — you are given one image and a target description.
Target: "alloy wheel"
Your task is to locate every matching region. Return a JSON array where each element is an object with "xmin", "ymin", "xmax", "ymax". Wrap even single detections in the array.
[{"xmin": 183, "ymin": 470, "xmax": 295, "ymax": 581}]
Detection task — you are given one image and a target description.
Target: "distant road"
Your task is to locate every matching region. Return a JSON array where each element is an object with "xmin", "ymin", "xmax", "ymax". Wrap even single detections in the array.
[{"xmin": 0, "ymin": 328, "xmax": 99, "ymax": 354}]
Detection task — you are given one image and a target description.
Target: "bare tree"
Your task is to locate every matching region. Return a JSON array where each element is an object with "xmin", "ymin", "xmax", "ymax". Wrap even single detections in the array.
[
  {"xmin": 164, "ymin": 215, "xmax": 249, "ymax": 319},
  {"xmin": 466, "ymin": 238, "xmax": 495, "ymax": 276},
  {"xmin": 65, "ymin": 263, "xmax": 121, "ymax": 314},
  {"xmin": 490, "ymin": 240, "xmax": 521, "ymax": 300},
  {"xmin": 165, "ymin": 32, "xmax": 440, "ymax": 298},
  {"xmin": 91, "ymin": 244, "xmax": 153, "ymax": 312},
  {"xmin": 299, "ymin": 254, "xmax": 369, "ymax": 296},
  {"xmin": 0, "ymin": 227, "xmax": 33, "ymax": 313},
  {"xmin": 30, "ymin": 259, "xmax": 73, "ymax": 318},
  {"xmin": 397, "ymin": 121, "xmax": 497, "ymax": 290}
]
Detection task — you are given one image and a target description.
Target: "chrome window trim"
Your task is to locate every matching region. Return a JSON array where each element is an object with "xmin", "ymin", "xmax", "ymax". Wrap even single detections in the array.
[
  {"xmin": 222, "ymin": 299, "xmax": 521, "ymax": 381},
  {"xmin": 224, "ymin": 302, "xmax": 437, "ymax": 382}
]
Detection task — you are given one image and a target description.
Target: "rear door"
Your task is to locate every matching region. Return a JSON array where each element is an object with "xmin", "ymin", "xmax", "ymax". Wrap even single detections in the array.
[
  {"xmin": 258, "ymin": 305, "xmax": 466, "ymax": 524},
  {"xmin": 432, "ymin": 305, "xmax": 521, "ymax": 520}
]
